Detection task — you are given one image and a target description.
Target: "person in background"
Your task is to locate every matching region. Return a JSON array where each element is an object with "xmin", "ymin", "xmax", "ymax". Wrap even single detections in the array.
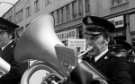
[
  {"xmin": 110, "ymin": 41, "xmax": 132, "ymax": 58},
  {"xmin": 112, "ymin": 36, "xmax": 135, "ymax": 84},
  {"xmin": 0, "ymin": 18, "xmax": 28, "ymax": 84}
]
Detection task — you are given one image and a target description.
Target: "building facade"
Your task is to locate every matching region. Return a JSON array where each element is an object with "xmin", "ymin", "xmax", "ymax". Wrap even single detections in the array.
[
  {"xmin": 51, "ymin": 0, "xmax": 135, "ymax": 46},
  {"xmin": 51, "ymin": 0, "xmax": 91, "ymax": 45},
  {"xmin": 2, "ymin": 0, "xmax": 73, "ymax": 29},
  {"xmin": 3, "ymin": 0, "xmax": 135, "ymax": 46},
  {"xmin": 98, "ymin": 0, "xmax": 135, "ymax": 45}
]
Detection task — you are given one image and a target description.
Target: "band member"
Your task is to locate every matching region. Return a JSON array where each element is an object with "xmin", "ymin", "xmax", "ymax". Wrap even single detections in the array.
[
  {"xmin": 64, "ymin": 16, "xmax": 133, "ymax": 84},
  {"xmin": 111, "ymin": 40, "xmax": 135, "ymax": 84},
  {"xmin": 82, "ymin": 16, "xmax": 133, "ymax": 84},
  {"xmin": 110, "ymin": 41, "xmax": 132, "ymax": 58},
  {"xmin": 0, "ymin": 18, "xmax": 28, "ymax": 84}
]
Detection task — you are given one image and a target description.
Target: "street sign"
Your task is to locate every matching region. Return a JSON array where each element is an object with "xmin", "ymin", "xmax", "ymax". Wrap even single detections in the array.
[{"xmin": 67, "ymin": 39, "xmax": 86, "ymax": 53}]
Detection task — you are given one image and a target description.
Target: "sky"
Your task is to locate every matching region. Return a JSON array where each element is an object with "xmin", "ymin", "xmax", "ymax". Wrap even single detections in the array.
[{"xmin": 0, "ymin": 0, "xmax": 18, "ymax": 17}]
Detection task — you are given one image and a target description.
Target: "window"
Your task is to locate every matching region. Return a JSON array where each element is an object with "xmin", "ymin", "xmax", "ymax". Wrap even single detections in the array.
[
  {"xmin": 16, "ymin": 9, "xmax": 23, "ymax": 23},
  {"xmin": 72, "ymin": 0, "xmax": 77, "ymax": 18},
  {"xmin": 45, "ymin": 0, "xmax": 51, "ymax": 7},
  {"xmin": 59, "ymin": 9, "xmax": 62, "ymax": 24},
  {"xmin": 61, "ymin": 8, "xmax": 64, "ymax": 23},
  {"xmin": 112, "ymin": 0, "xmax": 128, "ymax": 6},
  {"xmin": 66, "ymin": 4, "xmax": 70, "ymax": 22},
  {"xmin": 34, "ymin": 0, "xmax": 40, "ymax": 12},
  {"xmin": 85, "ymin": 0, "xmax": 90, "ymax": 13},
  {"xmin": 51, "ymin": 12, "xmax": 57, "ymax": 26},
  {"xmin": 78, "ymin": 0, "xmax": 83, "ymax": 16},
  {"xmin": 57, "ymin": 10, "xmax": 60, "ymax": 24},
  {"xmin": 26, "ymin": 6, "xmax": 31, "ymax": 17}
]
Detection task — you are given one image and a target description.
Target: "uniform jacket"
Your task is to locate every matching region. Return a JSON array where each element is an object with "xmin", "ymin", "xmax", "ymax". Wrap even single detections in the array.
[
  {"xmin": 129, "ymin": 61, "xmax": 135, "ymax": 84},
  {"xmin": 84, "ymin": 51, "xmax": 133, "ymax": 84},
  {"xmin": 65, "ymin": 51, "xmax": 133, "ymax": 84},
  {"xmin": 0, "ymin": 41, "xmax": 28, "ymax": 84}
]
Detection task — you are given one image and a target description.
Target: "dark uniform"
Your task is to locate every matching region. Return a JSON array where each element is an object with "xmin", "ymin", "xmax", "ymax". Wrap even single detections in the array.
[
  {"xmin": 0, "ymin": 18, "xmax": 28, "ymax": 84},
  {"xmin": 64, "ymin": 16, "xmax": 133, "ymax": 84}
]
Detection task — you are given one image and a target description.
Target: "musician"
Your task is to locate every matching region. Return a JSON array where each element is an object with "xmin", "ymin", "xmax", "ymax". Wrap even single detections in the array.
[
  {"xmin": 82, "ymin": 16, "xmax": 133, "ymax": 84},
  {"xmin": 63, "ymin": 16, "xmax": 133, "ymax": 84},
  {"xmin": 110, "ymin": 41, "xmax": 132, "ymax": 57},
  {"xmin": 0, "ymin": 18, "xmax": 28, "ymax": 84},
  {"xmin": 111, "ymin": 40, "xmax": 135, "ymax": 84}
]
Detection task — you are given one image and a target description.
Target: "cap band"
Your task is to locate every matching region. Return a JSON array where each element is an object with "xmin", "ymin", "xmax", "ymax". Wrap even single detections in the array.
[{"xmin": 84, "ymin": 25, "xmax": 107, "ymax": 35}]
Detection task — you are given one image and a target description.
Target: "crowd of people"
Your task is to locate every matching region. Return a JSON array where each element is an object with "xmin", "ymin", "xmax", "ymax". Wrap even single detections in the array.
[{"xmin": 0, "ymin": 14, "xmax": 134, "ymax": 84}]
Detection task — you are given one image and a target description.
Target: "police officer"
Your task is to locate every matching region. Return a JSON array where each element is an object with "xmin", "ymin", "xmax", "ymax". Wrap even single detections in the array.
[{"xmin": 0, "ymin": 18, "xmax": 28, "ymax": 84}]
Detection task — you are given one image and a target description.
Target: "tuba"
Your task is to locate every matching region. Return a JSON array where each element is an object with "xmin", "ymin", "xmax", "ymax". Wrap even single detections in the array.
[
  {"xmin": 69, "ymin": 47, "xmax": 108, "ymax": 84},
  {"xmin": 14, "ymin": 14, "xmax": 75, "ymax": 84},
  {"xmin": 14, "ymin": 14, "xmax": 108, "ymax": 84},
  {"xmin": 0, "ymin": 57, "xmax": 10, "ymax": 78}
]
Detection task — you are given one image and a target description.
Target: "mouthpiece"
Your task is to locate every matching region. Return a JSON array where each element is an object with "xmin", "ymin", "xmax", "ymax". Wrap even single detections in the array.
[{"xmin": 78, "ymin": 46, "xmax": 93, "ymax": 58}]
